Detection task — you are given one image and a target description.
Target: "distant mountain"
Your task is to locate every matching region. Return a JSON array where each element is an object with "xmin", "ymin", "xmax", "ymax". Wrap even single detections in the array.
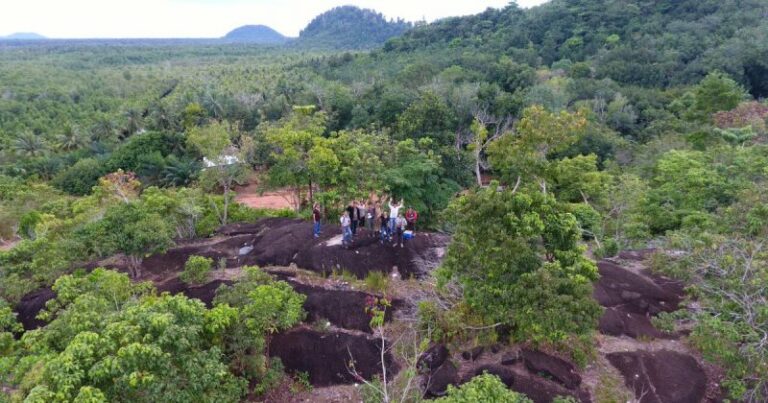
[
  {"xmin": 223, "ymin": 25, "xmax": 289, "ymax": 44},
  {"xmin": 297, "ymin": 6, "xmax": 412, "ymax": 49},
  {"xmin": 2, "ymin": 32, "xmax": 46, "ymax": 40}
]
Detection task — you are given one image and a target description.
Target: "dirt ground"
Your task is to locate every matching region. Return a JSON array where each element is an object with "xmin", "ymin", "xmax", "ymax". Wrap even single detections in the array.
[{"xmin": 234, "ymin": 174, "xmax": 294, "ymax": 210}]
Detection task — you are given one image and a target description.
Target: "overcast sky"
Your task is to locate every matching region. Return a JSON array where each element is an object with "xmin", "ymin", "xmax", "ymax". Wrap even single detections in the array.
[{"xmin": 0, "ymin": 0, "xmax": 549, "ymax": 39}]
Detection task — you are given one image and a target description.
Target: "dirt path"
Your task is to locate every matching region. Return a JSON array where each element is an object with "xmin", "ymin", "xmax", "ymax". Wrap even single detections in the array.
[{"xmin": 234, "ymin": 174, "xmax": 294, "ymax": 210}]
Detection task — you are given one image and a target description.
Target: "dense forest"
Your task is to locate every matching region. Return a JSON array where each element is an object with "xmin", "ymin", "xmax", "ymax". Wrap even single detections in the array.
[{"xmin": 1, "ymin": 0, "xmax": 768, "ymax": 402}]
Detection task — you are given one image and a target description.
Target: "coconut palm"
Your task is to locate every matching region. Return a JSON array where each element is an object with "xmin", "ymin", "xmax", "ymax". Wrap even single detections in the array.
[
  {"xmin": 12, "ymin": 132, "xmax": 48, "ymax": 157},
  {"xmin": 161, "ymin": 155, "xmax": 200, "ymax": 187},
  {"xmin": 122, "ymin": 108, "xmax": 144, "ymax": 139},
  {"xmin": 55, "ymin": 124, "xmax": 86, "ymax": 151},
  {"xmin": 90, "ymin": 118, "xmax": 116, "ymax": 143}
]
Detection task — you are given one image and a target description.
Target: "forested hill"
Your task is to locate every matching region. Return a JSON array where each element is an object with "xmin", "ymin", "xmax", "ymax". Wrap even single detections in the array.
[
  {"xmin": 384, "ymin": 0, "xmax": 768, "ymax": 96},
  {"xmin": 223, "ymin": 25, "xmax": 289, "ymax": 44},
  {"xmin": 297, "ymin": 6, "xmax": 412, "ymax": 49}
]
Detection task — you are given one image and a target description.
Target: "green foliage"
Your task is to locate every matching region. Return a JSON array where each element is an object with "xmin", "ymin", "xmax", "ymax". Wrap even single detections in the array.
[
  {"xmin": 51, "ymin": 158, "xmax": 107, "ymax": 196},
  {"xmin": 27, "ymin": 294, "xmax": 246, "ymax": 403},
  {"xmin": 396, "ymin": 91, "xmax": 456, "ymax": 146},
  {"xmin": 298, "ymin": 6, "xmax": 411, "ymax": 49},
  {"xmin": 643, "ymin": 149, "xmax": 739, "ymax": 233},
  {"xmin": 654, "ymin": 239, "xmax": 768, "ymax": 401},
  {"xmin": 435, "ymin": 373, "xmax": 532, "ymax": 403},
  {"xmin": 213, "ymin": 266, "xmax": 306, "ymax": 380},
  {"xmin": 364, "ymin": 271, "xmax": 390, "ymax": 294},
  {"xmin": 682, "ymin": 72, "xmax": 746, "ymax": 122},
  {"xmin": 180, "ymin": 255, "xmax": 213, "ymax": 284},
  {"xmin": 438, "ymin": 187, "xmax": 601, "ymax": 344},
  {"xmin": 76, "ymin": 201, "xmax": 174, "ymax": 278},
  {"xmin": 488, "ymin": 106, "xmax": 588, "ymax": 190}
]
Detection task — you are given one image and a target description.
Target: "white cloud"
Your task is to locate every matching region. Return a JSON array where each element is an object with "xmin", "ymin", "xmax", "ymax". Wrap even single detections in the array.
[{"xmin": 0, "ymin": 0, "xmax": 549, "ymax": 38}]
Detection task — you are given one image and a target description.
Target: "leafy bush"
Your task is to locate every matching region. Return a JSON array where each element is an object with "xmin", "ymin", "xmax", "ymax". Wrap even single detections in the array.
[
  {"xmin": 51, "ymin": 158, "xmax": 107, "ymax": 196},
  {"xmin": 180, "ymin": 255, "xmax": 213, "ymax": 284},
  {"xmin": 435, "ymin": 373, "xmax": 531, "ymax": 403},
  {"xmin": 364, "ymin": 271, "xmax": 389, "ymax": 294}
]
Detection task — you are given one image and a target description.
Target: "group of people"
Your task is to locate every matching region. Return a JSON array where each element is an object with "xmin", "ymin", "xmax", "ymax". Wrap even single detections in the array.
[{"xmin": 312, "ymin": 197, "xmax": 419, "ymax": 249}]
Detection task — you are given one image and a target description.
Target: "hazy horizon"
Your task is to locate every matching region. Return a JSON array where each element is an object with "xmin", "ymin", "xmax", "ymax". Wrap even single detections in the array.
[{"xmin": 0, "ymin": 0, "xmax": 549, "ymax": 39}]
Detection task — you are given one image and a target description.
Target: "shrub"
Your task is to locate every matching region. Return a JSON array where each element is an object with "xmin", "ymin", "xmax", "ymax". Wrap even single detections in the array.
[
  {"xmin": 435, "ymin": 373, "xmax": 531, "ymax": 403},
  {"xmin": 180, "ymin": 255, "xmax": 212, "ymax": 284},
  {"xmin": 364, "ymin": 271, "xmax": 389, "ymax": 294},
  {"xmin": 51, "ymin": 158, "xmax": 107, "ymax": 196}
]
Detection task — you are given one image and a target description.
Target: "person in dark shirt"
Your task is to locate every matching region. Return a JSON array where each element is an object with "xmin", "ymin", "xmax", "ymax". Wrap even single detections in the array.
[
  {"xmin": 357, "ymin": 201, "xmax": 367, "ymax": 235},
  {"xmin": 379, "ymin": 211, "xmax": 390, "ymax": 243},
  {"xmin": 312, "ymin": 204, "xmax": 322, "ymax": 238},
  {"xmin": 346, "ymin": 202, "xmax": 358, "ymax": 236}
]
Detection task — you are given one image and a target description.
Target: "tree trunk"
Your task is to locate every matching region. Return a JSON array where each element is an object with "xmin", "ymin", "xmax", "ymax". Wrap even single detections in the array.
[
  {"xmin": 475, "ymin": 149, "xmax": 483, "ymax": 187},
  {"xmin": 308, "ymin": 178, "xmax": 314, "ymax": 207}
]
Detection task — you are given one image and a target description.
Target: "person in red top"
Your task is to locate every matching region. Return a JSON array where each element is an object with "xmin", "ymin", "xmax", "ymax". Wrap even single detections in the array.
[{"xmin": 405, "ymin": 207, "xmax": 418, "ymax": 232}]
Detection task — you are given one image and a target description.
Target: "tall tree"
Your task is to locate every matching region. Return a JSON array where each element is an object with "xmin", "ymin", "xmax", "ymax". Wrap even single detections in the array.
[
  {"xmin": 487, "ymin": 105, "xmax": 587, "ymax": 193},
  {"xmin": 437, "ymin": 186, "xmax": 601, "ymax": 343},
  {"xmin": 188, "ymin": 121, "xmax": 246, "ymax": 226},
  {"xmin": 264, "ymin": 106, "xmax": 331, "ymax": 209}
]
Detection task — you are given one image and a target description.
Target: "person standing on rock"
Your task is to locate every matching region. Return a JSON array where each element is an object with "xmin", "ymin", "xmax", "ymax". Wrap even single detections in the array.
[
  {"xmin": 312, "ymin": 203, "xmax": 322, "ymax": 238},
  {"xmin": 394, "ymin": 213, "xmax": 408, "ymax": 248},
  {"xmin": 388, "ymin": 198, "xmax": 404, "ymax": 236},
  {"xmin": 405, "ymin": 206, "xmax": 418, "ymax": 232},
  {"xmin": 340, "ymin": 211, "xmax": 352, "ymax": 247},
  {"xmin": 347, "ymin": 202, "xmax": 358, "ymax": 236},
  {"xmin": 379, "ymin": 211, "xmax": 390, "ymax": 243},
  {"xmin": 357, "ymin": 201, "xmax": 367, "ymax": 235}
]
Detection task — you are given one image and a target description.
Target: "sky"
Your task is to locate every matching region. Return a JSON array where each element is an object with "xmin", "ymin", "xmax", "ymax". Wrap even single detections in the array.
[{"xmin": 0, "ymin": 0, "xmax": 549, "ymax": 39}]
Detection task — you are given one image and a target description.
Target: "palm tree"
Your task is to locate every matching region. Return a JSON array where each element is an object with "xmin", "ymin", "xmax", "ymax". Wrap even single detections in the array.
[
  {"xmin": 161, "ymin": 155, "xmax": 200, "ymax": 187},
  {"xmin": 56, "ymin": 125, "xmax": 86, "ymax": 151},
  {"xmin": 12, "ymin": 132, "xmax": 48, "ymax": 157},
  {"xmin": 122, "ymin": 108, "xmax": 144, "ymax": 139},
  {"xmin": 90, "ymin": 118, "xmax": 116, "ymax": 143}
]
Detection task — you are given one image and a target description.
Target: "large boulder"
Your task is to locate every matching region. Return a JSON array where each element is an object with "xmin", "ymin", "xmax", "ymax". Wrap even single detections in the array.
[
  {"xmin": 593, "ymin": 261, "xmax": 682, "ymax": 315},
  {"xmin": 14, "ymin": 287, "xmax": 55, "ymax": 330},
  {"xmin": 521, "ymin": 349, "xmax": 582, "ymax": 390},
  {"xmin": 224, "ymin": 218, "xmax": 450, "ymax": 279},
  {"xmin": 607, "ymin": 350, "xmax": 706, "ymax": 403},
  {"xmin": 418, "ymin": 343, "xmax": 450, "ymax": 372},
  {"xmin": 425, "ymin": 360, "xmax": 460, "ymax": 397},
  {"xmin": 269, "ymin": 327, "xmax": 399, "ymax": 387},
  {"xmin": 599, "ymin": 307, "xmax": 675, "ymax": 339},
  {"xmin": 287, "ymin": 280, "xmax": 396, "ymax": 333}
]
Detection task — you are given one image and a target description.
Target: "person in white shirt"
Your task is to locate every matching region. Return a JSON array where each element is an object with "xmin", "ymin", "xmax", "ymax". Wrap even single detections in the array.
[
  {"xmin": 340, "ymin": 211, "xmax": 352, "ymax": 247},
  {"xmin": 388, "ymin": 197, "xmax": 403, "ymax": 236},
  {"xmin": 394, "ymin": 214, "xmax": 408, "ymax": 248}
]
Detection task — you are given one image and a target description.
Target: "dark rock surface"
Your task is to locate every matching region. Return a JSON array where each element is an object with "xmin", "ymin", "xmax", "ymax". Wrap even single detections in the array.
[
  {"xmin": 287, "ymin": 280, "xmax": 394, "ymax": 333},
  {"xmin": 269, "ymin": 327, "xmax": 399, "ymax": 386},
  {"xmin": 599, "ymin": 307, "xmax": 676, "ymax": 339},
  {"xmin": 14, "ymin": 287, "xmax": 55, "ymax": 330},
  {"xmin": 521, "ymin": 349, "xmax": 582, "ymax": 390},
  {"xmin": 418, "ymin": 344, "xmax": 450, "ymax": 372},
  {"xmin": 594, "ymin": 261, "xmax": 683, "ymax": 315},
  {"xmin": 425, "ymin": 360, "xmax": 460, "ymax": 397},
  {"xmin": 607, "ymin": 350, "xmax": 707, "ymax": 403},
  {"xmin": 221, "ymin": 218, "xmax": 450, "ymax": 278}
]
